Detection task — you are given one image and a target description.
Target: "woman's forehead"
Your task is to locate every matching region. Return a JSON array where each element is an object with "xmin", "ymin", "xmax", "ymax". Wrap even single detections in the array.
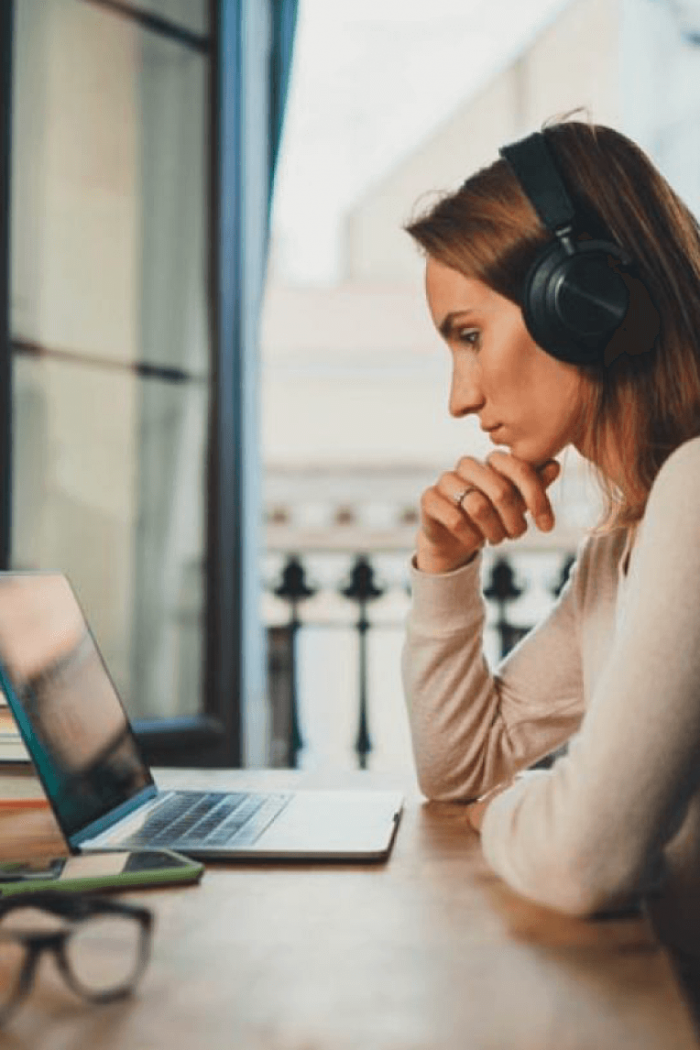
[{"xmin": 425, "ymin": 259, "xmax": 502, "ymax": 318}]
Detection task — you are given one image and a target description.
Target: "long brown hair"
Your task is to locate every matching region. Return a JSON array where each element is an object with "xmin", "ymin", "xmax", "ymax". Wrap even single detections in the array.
[{"xmin": 405, "ymin": 113, "xmax": 700, "ymax": 536}]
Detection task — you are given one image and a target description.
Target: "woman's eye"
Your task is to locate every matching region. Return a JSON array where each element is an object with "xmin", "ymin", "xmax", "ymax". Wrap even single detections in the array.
[{"xmin": 457, "ymin": 329, "xmax": 480, "ymax": 348}]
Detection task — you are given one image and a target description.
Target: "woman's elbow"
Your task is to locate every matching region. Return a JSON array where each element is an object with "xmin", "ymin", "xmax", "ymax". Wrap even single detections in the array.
[
  {"xmin": 414, "ymin": 749, "xmax": 502, "ymax": 804},
  {"xmin": 414, "ymin": 762, "xmax": 474, "ymax": 803},
  {"xmin": 416, "ymin": 769, "xmax": 458, "ymax": 803},
  {"xmin": 546, "ymin": 883, "xmax": 640, "ymax": 920},
  {"xmin": 542, "ymin": 882, "xmax": 615, "ymax": 919},
  {"xmin": 535, "ymin": 851, "xmax": 649, "ymax": 919}
]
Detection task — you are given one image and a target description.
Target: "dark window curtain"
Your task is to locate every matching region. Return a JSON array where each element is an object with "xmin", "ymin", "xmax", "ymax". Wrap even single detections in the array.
[
  {"xmin": 206, "ymin": 0, "xmax": 298, "ymax": 766},
  {"xmin": 269, "ymin": 0, "xmax": 299, "ymax": 205}
]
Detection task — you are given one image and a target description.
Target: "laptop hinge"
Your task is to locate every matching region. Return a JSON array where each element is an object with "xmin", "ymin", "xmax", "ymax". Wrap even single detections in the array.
[{"xmin": 69, "ymin": 784, "xmax": 163, "ymax": 850}]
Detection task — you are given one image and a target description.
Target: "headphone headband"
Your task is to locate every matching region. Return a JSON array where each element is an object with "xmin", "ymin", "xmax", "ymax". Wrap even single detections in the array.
[{"xmin": 499, "ymin": 132, "xmax": 576, "ymax": 233}]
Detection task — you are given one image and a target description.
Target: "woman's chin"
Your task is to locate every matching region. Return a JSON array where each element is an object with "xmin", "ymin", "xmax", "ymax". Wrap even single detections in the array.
[{"xmin": 508, "ymin": 437, "xmax": 562, "ymax": 467}]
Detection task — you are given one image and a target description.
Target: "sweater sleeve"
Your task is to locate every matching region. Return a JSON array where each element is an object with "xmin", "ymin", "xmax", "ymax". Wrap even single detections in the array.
[
  {"xmin": 480, "ymin": 437, "xmax": 700, "ymax": 917},
  {"xmin": 401, "ymin": 534, "xmax": 588, "ymax": 802}
]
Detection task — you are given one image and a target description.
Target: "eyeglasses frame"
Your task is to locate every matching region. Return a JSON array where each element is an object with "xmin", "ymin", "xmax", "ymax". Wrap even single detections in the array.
[{"xmin": 0, "ymin": 889, "xmax": 154, "ymax": 1023}]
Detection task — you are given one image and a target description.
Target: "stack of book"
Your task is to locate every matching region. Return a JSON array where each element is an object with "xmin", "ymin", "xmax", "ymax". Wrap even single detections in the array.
[{"xmin": 0, "ymin": 691, "xmax": 44, "ymax": 800}]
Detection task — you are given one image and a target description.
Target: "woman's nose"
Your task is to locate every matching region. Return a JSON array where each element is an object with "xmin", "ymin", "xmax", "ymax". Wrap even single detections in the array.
[{"xmin": 449, "ymin": 361, "xmax": 482, "ymax": 419}]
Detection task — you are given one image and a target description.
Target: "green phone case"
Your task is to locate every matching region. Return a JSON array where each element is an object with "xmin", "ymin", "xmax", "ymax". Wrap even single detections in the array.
[{"xmin": 0, "ymin": 848, "xmax": 204, "ymax": 895}]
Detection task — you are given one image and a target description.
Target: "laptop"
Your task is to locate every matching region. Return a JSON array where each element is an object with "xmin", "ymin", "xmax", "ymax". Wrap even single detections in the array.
[{"xmin": 0, "ymin": 572, "xmax": 403, "ymax": 861}]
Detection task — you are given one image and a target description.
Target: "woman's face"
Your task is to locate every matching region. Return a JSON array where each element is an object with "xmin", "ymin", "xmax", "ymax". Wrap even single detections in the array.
[{"xmin": 425, "ymin": 256, "xmax": 590, "ymax": 467}]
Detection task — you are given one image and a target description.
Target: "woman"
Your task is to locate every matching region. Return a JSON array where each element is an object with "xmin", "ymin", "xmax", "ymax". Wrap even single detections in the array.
[{"xmin": 401, "ymin": 116, "xmax": 700, "ymax": 1003}]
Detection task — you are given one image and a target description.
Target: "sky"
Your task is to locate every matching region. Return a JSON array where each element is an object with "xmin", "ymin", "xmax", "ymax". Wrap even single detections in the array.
[{"xmin": 270, "ymin": 0, "xmax": 573, "ymax": 284}]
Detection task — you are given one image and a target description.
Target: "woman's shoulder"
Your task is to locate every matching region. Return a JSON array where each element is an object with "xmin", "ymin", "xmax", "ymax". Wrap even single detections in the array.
[
  {"xmin": 554, "ymin": 527, "xmax": 625, "ymax": 607},
  {"xmin": 658, "ymin": 433, "xmax": 700, "ymax": 471},
  {"xmin": 648, "ymin": 435, "xmax": 700, "ymax": 506},
  {"xmin": 576, "ymin": 526, "xmax": 627, "ymax": 580},
  {"xmin": 568, "ymin": 436, "xmax": 700, "ymax": 592},
  {"xmin": 632, "ymin": 435, "xmax": 700, "ymax": 564}
]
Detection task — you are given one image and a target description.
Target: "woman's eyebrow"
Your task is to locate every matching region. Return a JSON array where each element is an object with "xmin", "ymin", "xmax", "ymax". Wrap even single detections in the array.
[{"xmin": 438, "ymin": 310, "xmax": 478, "ymax": 340}]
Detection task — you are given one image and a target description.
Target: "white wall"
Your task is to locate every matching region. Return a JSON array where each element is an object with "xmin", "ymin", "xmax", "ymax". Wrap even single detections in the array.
[
  {"xmin": 619, "ymin": 0, "xmax": 700, "ymax": 219},
  {"xmin": 343, "ymin": 0, "xmax": 621, "ymax": 285}
]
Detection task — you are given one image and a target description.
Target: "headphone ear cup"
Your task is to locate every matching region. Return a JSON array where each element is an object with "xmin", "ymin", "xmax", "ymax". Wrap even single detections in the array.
[{"xmin": 522, "ymin": 239, "xmax": 631, "ymax": 366}]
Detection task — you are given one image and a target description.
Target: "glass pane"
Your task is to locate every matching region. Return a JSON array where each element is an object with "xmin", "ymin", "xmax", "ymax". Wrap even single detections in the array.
[
  {"xmin": 10, "ymin": 0, "xmax": 210, "ymax": 375},
  {"xmin": 12, "ymin": 355, "xmax": 207, "ymax": 720},
  {"xmin": 10, "ymin": 0, "xmax": 211, "ymax": 721},
  {"xmin": 128, "ymin": 0, "xmax": 209, "ymax": 37}
]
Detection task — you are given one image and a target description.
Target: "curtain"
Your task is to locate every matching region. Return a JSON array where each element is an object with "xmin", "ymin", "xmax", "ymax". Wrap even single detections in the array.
[
  {"xmin": 212, "ymin": 0, "xmax": 299, "ymax": 765},
  {"xmin": 269, "ymin": 0, "xmax": 299, "ymax": 201}
]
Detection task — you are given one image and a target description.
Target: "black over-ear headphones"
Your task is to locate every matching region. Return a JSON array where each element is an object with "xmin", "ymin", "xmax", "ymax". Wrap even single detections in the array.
[{"xmin": 499, "ymin": 131, "xmax": 634, "ymax": 366}]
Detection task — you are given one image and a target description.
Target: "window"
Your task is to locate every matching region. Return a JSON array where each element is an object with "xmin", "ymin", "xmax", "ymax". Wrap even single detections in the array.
[{"xmin": 1, "ymin": 0, "xmax": 298, "ymax": 766}]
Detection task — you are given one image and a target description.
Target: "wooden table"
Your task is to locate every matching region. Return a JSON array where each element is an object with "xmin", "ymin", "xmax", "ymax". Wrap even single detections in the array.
[{"xmin": 0, "ymin": 767, "xmax": 697, "ymax": 1050}]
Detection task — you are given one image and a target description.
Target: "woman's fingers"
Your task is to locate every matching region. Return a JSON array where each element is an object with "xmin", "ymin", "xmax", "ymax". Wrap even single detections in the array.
[
  {"xmin": 444, "ymin": 463, "xmax": 526, "ymax": 541},
  {"xmin": 480, "ymin": 451, "xmax": 560, "ymax": 530},
  {"xmin": 416, "ymin": 452, "xmax": 561, "ymax": 574},
  {"xmin": 446, "ymin": 453, "xmax": 559, "ymax": 537},
  {"xmin": 436, "ymin": 470, "xmax": 511, "ymax": 544},
  {"xmin": 420, "ymin": 483, "xmax": 491, "ymax": 549}
]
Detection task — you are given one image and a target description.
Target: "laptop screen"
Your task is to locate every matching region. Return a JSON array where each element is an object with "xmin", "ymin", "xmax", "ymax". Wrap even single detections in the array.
[{"xmin": 0, "ymin": 573, "xmax": 153, "ymax": 838}]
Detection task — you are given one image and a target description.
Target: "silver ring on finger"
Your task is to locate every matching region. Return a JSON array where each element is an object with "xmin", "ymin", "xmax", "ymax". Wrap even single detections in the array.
[{"xmin": 454, "ymin": 485, "xmax": 477, "ymax": 508}]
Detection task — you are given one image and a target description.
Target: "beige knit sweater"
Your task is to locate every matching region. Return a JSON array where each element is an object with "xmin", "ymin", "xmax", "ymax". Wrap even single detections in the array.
[{"xmin": 402, "ymin": 436, "xmax": 700, "ymax": 956}]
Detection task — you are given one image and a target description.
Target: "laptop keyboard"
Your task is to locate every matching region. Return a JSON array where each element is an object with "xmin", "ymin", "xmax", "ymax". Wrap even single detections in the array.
[{"xmin": 122, "ymin": 790, "xmax": 292, "ymax": 850}]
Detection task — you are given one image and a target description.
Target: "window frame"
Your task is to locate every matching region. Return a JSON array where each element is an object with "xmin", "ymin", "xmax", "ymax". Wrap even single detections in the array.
[{"xmin": 0, "ymin": 0, "xmax": 275, "ymax": 768}]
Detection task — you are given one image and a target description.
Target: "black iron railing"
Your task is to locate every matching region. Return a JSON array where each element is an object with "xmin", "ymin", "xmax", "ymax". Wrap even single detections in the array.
[{"xmin": 265, "ymin": 547, "xmax": 576, "ymax": 770}]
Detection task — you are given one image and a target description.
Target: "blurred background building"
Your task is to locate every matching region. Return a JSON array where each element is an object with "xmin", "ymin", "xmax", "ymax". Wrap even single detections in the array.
[{"xmin": 2, "ymin": 0, "xmax": 699, "ymax": 774}]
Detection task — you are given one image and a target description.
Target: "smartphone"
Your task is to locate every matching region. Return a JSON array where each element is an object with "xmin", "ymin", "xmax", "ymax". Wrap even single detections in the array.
[{"xmin": 0, "ymin": 849, "xmax": 204, "ymax": 895}]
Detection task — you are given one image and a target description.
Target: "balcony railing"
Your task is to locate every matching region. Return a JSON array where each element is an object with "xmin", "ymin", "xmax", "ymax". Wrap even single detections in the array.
[{"xmin": 264, "ymin": 544, "xmax": 576, "ymax": 773}]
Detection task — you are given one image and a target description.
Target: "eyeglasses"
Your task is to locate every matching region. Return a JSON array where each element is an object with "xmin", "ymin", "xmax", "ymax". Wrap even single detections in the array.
[{"xmin": 0, "ymin": 889, "xmax": 154, "ymax": 1024}]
